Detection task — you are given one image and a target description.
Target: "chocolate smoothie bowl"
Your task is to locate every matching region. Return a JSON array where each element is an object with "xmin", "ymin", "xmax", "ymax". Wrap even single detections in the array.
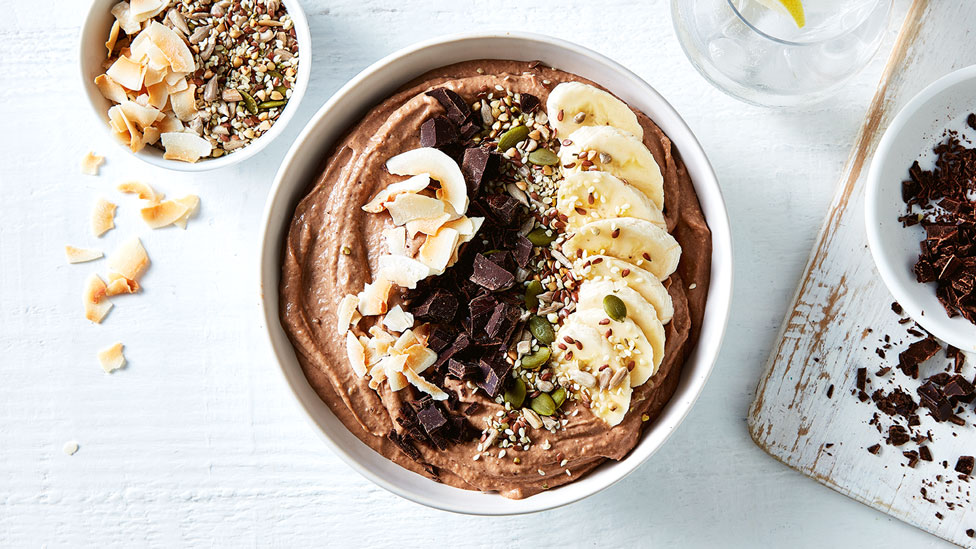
[{"xmin": 261, "ymin": 34, "xmax": 731, "ymax": 513}]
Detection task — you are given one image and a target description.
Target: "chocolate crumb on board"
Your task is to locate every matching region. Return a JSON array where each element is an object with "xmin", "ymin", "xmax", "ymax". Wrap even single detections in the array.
[
  {"xmin": 966, "ymin": 528, "xmax": 974, "ymax": 538},
  {"xmin": 956, "ymin": 455, "xmax": 974, "ymax": 476},
  {"xmin": 826, "ymin": 384, "xmax": 834, "ymax": 399},
  {"xmin": 867, "ymin": 444, "xmax": 881, "ymax": 455}
]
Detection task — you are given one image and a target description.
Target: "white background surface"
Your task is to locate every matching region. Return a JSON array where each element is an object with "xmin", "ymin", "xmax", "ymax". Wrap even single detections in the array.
[{"xmin": 1, "ymin": 0, "xmax": 959, "ymax": 546}]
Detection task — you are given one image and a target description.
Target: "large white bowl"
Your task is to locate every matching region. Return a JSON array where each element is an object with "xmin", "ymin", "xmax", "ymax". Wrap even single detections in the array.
[
  {"xmin": 866, "ymin": 65, "xmax": 976, "ymax": 351},
  {"xmin": 79, "ymin": 0, "xmax": 311, "ymax": 172},
  {"xmin": 259, "ymin": 32, "xmax": 733, "ymax": 514}
]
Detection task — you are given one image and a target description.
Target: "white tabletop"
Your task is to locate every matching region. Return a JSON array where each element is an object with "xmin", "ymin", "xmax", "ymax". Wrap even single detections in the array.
[{"xmin": 2, "ymin": 0, "xmax": 956, "ymax": 546}]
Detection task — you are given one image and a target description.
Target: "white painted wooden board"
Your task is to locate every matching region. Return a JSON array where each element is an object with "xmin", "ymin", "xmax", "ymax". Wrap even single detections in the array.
[
  {"xmin": 2, "ymin": 0, "xmax": 958, "ymax": 547},
  {"xmin": 749, "ymin": 1, "xmax": 976, "ymax": 546}
]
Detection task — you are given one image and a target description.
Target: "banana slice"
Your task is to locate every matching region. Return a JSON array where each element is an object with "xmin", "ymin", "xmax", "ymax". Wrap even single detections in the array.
[
  {"xmin": 576, "ymin": 280, "xmax": 665, "ymax": 386},
  {"xmin": 563, "ymin": 218, "xmax": 680, "ymax": 281},
  {"xmin": 577, "ymin": 255, "xmax": 673, "ymax": 324},
  {"xmin": 558, "ymin": 126, "xmax": 664, "ymax": 210},
  {"xmin": 553, "ymin": 316, "xmax": 633, "ymax": 426},
  {"xmin": 546, "ymin": 82, "xmax": 643, "ymax": 140},
  {"xmin": 386, "ymin": 148, "xmax": 466, "ymax": 218},
  {"xmin": 556, "ymin": 171, "xmax": 665, "ymax": 232}
]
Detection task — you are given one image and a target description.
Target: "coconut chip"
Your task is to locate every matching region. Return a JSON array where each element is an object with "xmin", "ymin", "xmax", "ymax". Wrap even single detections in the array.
[
  {"xmin": 94, "ymin": 74, "xmax": 128, "ymax": 104},
  {"xmin": 117, "ymin": 181, "xmax": 162, "ymax": 203},
  {"xmin": 105, "ymin": 273, "xmax": 140, "ymax": 296},
  {"xmin": 64, "ymin": 246, "xmax": 103, "ymax": 264},
  {"xmin": 172, "ymin": 195, "xmax": 199, "ymax": 229},
  {"xmin": 140, "ymin": 199, "xmax": 189, "ymax": 229},
  {"xmin": 105, "ymin": 19, "xmax": 121, "ymax": 58},
  {"xmin": 81, "ymin": 151, "xmax": 105, "ymax": 176},
  {"xmin": 357, "ymin": 277, "xmax": 392, "ymax": 316},
  {"xmin": 107, "ymin": 237, "xmax": 150, "ymax": 281},
  {"xmin": 83, "ymin": 273, "xmax": 113, "ymax": 323},
  {"xmin": 97, "ymin": 342, "xmax": 126, "ymax": 373},
  {"xmin": 382, "ymin": 305, "xmax": 414, "ymax": 333},
  {"xmin": 403, "ymin": 368, "xmax": 448, "ymax": 401},
  {"xmin": 160, "ymin": 132, "xmax": 211, "ymax": 163},
  {"xmin": 336, "ymin": 294, "xmax": 360, "ymax": 334},
  {"xmin": 91, "ymin": 198, "xmax": 117, "ymax": 237},
  {"xmin": 345, "ymin": 332, "xmax": 367, "ymax": 377}
]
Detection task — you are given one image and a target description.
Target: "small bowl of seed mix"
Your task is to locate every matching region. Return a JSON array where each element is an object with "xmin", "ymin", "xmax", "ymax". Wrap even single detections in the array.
[{"xmin": 80, "ymin": 0, "xmax": 310, "ymax": 171}]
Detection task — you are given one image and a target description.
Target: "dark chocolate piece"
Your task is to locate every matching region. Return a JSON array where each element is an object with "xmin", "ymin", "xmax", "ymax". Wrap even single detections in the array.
[
  {"xmin": 447, "ymin": 358, "xmax": 479, "ymax": 380},
  {"xmin": 917, "ymin": 381, "xmax": 954, "ymax": 422},
  {"xmin": 426, "ymin": 325, "xmax": 456, "ymax": 353},
  {"xmin": 867, "ymin": 444, "xmax": 881, "ymax": 455},
  {"xmin": 471, "ymin": 253, "xmax": 514, "ymax": 291},
  {"xmin": 388, "ymin": 429, "xmax": 423, "ymax": 462},
  {"xmin": 944, "ymin": 375, "xmax": 975, "ymax": 401},
  {"xmin": 425, "ymin": 88, "xmax": 472, "ymax": 125},
  {"xmin": 887, "ymin": 425, "xmax": 911, "ymax": 446},
  {"xmin": 519, "ymin": 93, "xmax": 541, "ymax": 113},
  {"xmin": 419, "ymin": 115, "xmax": 459, "ymax": 148},
  {"xmin": 919, "ymin": 446, "xmax": 933, "ymax": 461},
  {"xmin": 459, "ymin": 120, "xmax": 481, "ymax": 140},
  {"xmin": 898, "ymin": 337, "xmax": 941, "ymax": 378},
  {"xmin": 417, "ymin": 404, "xmax": 448, "ymax": 435},
  {"xmin": 477, "ymin": 355, "xmax": 512, "ymax": 397},
  {"xmin": 955, "ymin": 455, "xmax": 974, "ymax": 476},
  {"xmin": 460, "ymin": 147, "xmax": 496, "ymax": 197},
  {"xmin": 514, "ymin": 234, "xmax": 533, "ymax": 268},
  {"xmin": 412, "ymin": 289, "xmax": 458, "ymax": 324},
  {"xmin": 485, "ymin": 193, "xmax": 522, "ymax": 225}
]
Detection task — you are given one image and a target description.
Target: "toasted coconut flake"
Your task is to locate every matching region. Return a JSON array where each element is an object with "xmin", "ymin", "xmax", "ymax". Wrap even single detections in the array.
[
  {"xmin": 418, "ymin": 227, "xmax": 460, "ymax": 275},
  {"xmin": 403, "ymin": 368, "xmax": 448, "ymax": 401},
  {"xmin": 336, "ymin": 294, "xmax": 359, "ymax": 333},
  {"xmin": 345, "ymin": 332, "xmax": 367, "ymax": 377},
  {"xmin": 383, "ymin": 227, "xmax": 407, "ymax": 256},
  {"xmin": 130, "ymin": 0, "xmax": 164, "ymax": 21},
  {"xmin": 140, "ymin": 199, "xmax": 189, "ymax": 229},
  {"xmin": 92, "ymin": 198, "xmax": 117, "ymax": 237},
  {"xmin": 105, "ymin": 19, "xmax": 121, "ymax": 57},
  {"xmin": 160, "ymin": 131, "xmax": 211, "ymax": 163},
  {"xmin": 106, "ymin": 55, "xmax": 147, "ymax": 91},
  {"xmin": 156, "ymin": 113, "xmax": 184, "ymax": 133},
  {"xmin": 107, "ymin": 236, "xmax": 150, "ymax": 281},
  {"xmin": 145, "ymin": 21, "xmax": 195, "ymax": 73},
  {"xmin": 81, "ymin": 151, "xmax": 105, "ymax": 176},
  {"xmin": 83, "ymin": 274, "xmax": 113, "ymax": 323},
  {"xmin": 393, "ymin": 329, "xmax": 422, "ymax": 352},
  {"xmin": 377, "ymin": 255, "xmax": 430, "ymax": 289},
  {"xmin": 362, "ymin": 174, "xmax": 431, "ymax": 213},
  {"xmin": 381, "ymin": 354, "xmax": 410, "ymax": 391},
  {"xmin": 117, "ymin": 181, "xmax": 161, "ymax": 203},
  {"xmin": 386, "ymin": 193, "xmax": 446, "ymax": 226},
  {"xmin": 97, "ymin": 342, "xmax": 126, "ymax": 373},
  {"xmin": 111, "ymin": 1, "xmax": 141, "ymax": 34},
  {"xmin": 65, "ymin": 246, "xmax": 103, "ymax": 264},
  {"xmin": 105, "ymin": 273, "xmax": 140, "ymax": 296},
  {"xmin": 382, "ymin": 305, "xmax": 414, "ymax": 333},
  {"xmin": 402, "ymin": 344, "xmax": 437, "ymax": 374},
  {"xmin": 107, "ymin": 105, "xmax": 129, "ymax": 134},
  {"xmin": 94, "ymin": 74, "xmax": 128, "ymax": 104},
  {"xmin": 120, "ymin": 100, "xmax": 160, "ymax": 129},
  {"xmin": 141, "ymin": 126, "xmax": 160, "ymax": 146},
  {"xmin": 168, "ymin": 84, "xmax": 197, "ymax": 121},
  {"xmin": 146, "ymin": 81, "xmax": 169, "ymax": 109},
  {"xmin": 143, "ymin": 65, "xmax": 165, "ymax": 87},
  {"xmin": 172, "ymin": 195, "xmax": 199, "ymax": 229},
  {"xmin": 357, "ymin": 277, "xmax": 392, "ymax": 316}
]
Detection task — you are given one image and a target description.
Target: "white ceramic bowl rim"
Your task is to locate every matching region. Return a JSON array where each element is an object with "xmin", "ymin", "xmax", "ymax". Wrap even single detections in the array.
[
  {"xmin": 78, "ymin": 0, "xmax": 312, "ymax": 172},
  {"xmin": 865, "ymin": 64, "xmax": 976, "ymax": 351},
  {"xmin": 259, "ymin": 31, "xmax": 734, "ymax": 515}
]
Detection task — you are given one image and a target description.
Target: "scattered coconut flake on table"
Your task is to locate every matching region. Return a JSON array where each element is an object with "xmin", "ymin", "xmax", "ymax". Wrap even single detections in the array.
[
  {"xmin": 172, "ymin": 195, "xmax": 199, "ymax": 229},
  {"xmin": 81, "ymin": 151, "xmax": 104, "ymax": 176},
  {"xmin": 64, "ymin": 246, "xmax": 103, "ymax": 264},
  {"xmin": 91, "ymin": 198, "xmax": 117, "ymax": 237},
  {"xmin": 97, "ymin": 342, "xmax": 126, "ymax": 373},
  {"xmin": 140, "ymin": 199, "xmax": 189, "ymax": 229},
  {"xmin": 117, "ymin": 181, "xmax": 162, "ymax": 203},
  {"xmin": 107, "ymin": 237, "xmax": 150, "ymax": 281},
  {"xmin": 105, "ymin": 273, "xmax": 140, "ymax": 296},
  {"xmin": 83, "ymin": 273, "xmax": 112, "ymax": 323},
  {"xmin": 62, "ymin": 441, "xmax": 80, "ymax": 456}
]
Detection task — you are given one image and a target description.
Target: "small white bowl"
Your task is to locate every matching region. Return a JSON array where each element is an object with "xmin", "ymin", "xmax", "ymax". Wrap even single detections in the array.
[
  {"xmin": 866, "ymin": 65, "xmax": 976, "ymax": 351},
  {"xmin": 79, "ymin": 0, "xmax": 311, "ymax": 172},
  {"xmin": 258, "ymin": 32, "xmax": 734, "ymax": 514}
]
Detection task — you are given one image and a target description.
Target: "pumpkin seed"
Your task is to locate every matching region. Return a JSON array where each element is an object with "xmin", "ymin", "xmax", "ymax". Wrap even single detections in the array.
[
  {"xmin": 551, "ymin": 387, "xmax": 567, "ymax": 408},
  {"xmin": 524, "ymin": 279, "xmax": 543, "ymax": 310},
  {"xmin": 521, "ymin": 346, "xmax": 550, "ymax": 370},
  {"xmin": 527, "ymin": 148, "xmax": 559, "ymax": 166},
  {"xmin": 504, "ymin": 378, "xmax": 526, "ymax": 408},
  {"xmin": 530, "ymin": 393, "xmax": 557, "ymax": 416},
  {"xmin": 239, "ymin": 90, "xmax": 258, "ymax": 114},
  {"xmin": 603, "ymin": 294, "xmax": 627, "ymax": 321},
  {"xmin": 528, "ymin": 316, "xmax": 555, "ymax": 344},
  {"xmin": 527, "ymin": 227, "xmax": 556, "ymax": 247},
  {"xmin": 258, "ymin": 99, "xmax": 288, "ymax": 110},
  {"xmin": 497, "ymin": 125, "xmax": 530, "ymax": 151}
]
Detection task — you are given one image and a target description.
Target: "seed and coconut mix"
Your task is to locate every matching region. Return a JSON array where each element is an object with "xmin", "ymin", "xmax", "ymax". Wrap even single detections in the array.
[
  {"xmin": 464, "ymin": 83, "xmax": 648, "ymax": 469},
  {"xmin": 149, "ymin": 0, "xmax": 298, "ymax": 156}
]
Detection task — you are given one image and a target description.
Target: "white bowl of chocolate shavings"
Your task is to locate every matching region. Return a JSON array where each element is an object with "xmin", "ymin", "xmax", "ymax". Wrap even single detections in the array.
[
  {"xmin": 259, "ymin": 32, "xmax": 733, "ymax": 514},
  {"xmin": 866, "ymin": 65, "xmax": 976, "ymax": 352},
  {"xmin": 79, "ymin": 0, "xmax": 310, "ymax": 171}
]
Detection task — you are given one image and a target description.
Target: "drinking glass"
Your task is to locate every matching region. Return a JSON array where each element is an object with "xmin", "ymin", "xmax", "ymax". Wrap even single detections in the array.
[{"xmin": 672, "ymin": 0, "xmax": 892, "ymax": 107}]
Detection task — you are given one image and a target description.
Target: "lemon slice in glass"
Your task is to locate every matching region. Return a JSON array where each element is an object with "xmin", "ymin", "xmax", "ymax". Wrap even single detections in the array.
[{"xmin": 756, "ymin": 0, "xmax": 806, "ymax": 28}]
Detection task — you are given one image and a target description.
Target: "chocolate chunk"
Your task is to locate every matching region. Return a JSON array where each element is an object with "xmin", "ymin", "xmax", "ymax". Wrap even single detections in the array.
[
  {"xmin": 918, "ymin": 381, "xmax": 954, "ymax": 422},
  {"xmin": 955, "ymin": 455, "xmax": 974, "ymax": 476},
  {"xmin": 425, "ymin": 88, "xmax": 471, "ymax": 125},
  {"xmin": 898, "ymin": 337, "xmax": 941, "ymax": 378},
  {"xmin": 432, "ymin": 332, "xmax": 472, "ymax": 370},
  {"xmin": 903, "ymin": 450, "xmax": 920, "ymax": 468},
  {"xmin": 388, "ymin": 429, "xmax": 423, "ymax": 462},
  {"xmin": 485, "ymin": 193, "xmax": 522, "ymax": 225},
  {"xmin": 412, "ymin": 289, "xmax": 458, "ymax": 323},
  {"xmin": 426, "ymin": 325, "xmax": 456, "ymax": 353},
  {"xmin": 856, "ymin": 368, "xmax": 867, "ymax": 391},
  {"xmin": 867, "ymin": 444, "xmax": 881, "ymax": 455},
  {"xmin": 471, "ymin": 253, "xmax": 514, "ymax": 291},
  {"xmin": 459, "ymin": 120, "xmax": 481, "ymax": 140},
  {"xmin": 967, "ymin": 529, "xmax": 975, "ymax": 538},
  {"xmin": 826, "ymin": 384, "xmax": 834, "ymax": 399},
  {"xmin": 417, "ymin": 404, "xmax": 448, "ymax": 435},
  {"xmin": 887, "ymin": 425, "xmax": 911, "ymax": 446},
  {"xmin": 514, "ymin": 234, "xmax": 533, "ymax": 268},
  {"xmin": 477, "ymin": 355, "xmax": 512, "ymax": 397},
  {"xmin": 419, "ymin": 115, "xmax": 459, "ymax": 148},
  {"xmin": 968, "ymin": 113, "xmax": 976, "ymax": 131},
  {"xmin": 519, "ymin": 93, "xmax": 541, "ymax": 113},
  {"xmin": 891, "ymin": 301, "xmax": 904, "ymax": 315},
  {"xmin": 919, "ymin": 446, "xmax": 933, "ymax": 461},
  {"xmin": 447, "ymin": 358, "xmax": 479, "ymax": 380},
  {"xmin": 460, "ymin": 147, "xmax": 496, "ymax": 197},
  {"xmin": 944, "ymin": 375, "xmax": 975, "ymax": 401}
]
